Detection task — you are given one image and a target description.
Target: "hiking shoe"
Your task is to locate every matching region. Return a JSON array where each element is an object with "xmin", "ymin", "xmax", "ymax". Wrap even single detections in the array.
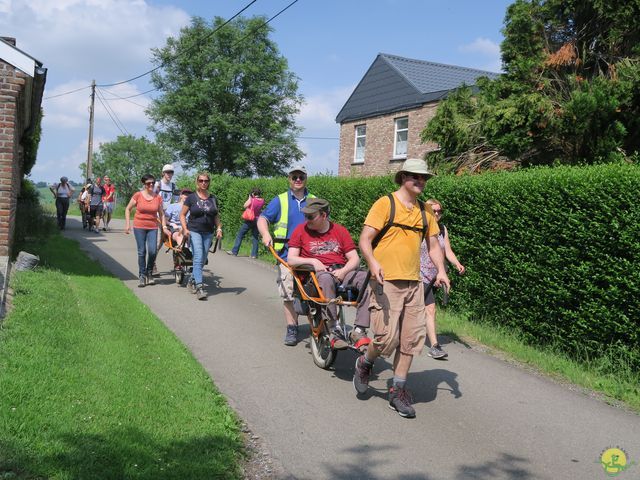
[
  {"xmin": 138, "ymin": 275, "xmax": 146, "ymax": 288},
  {"xmin": 353, "ymin": 355, "xmax": 372, "ymax": 394},
  {"xmin": 196, "ymin": 284, "xmax": 207, "ymax": 300},
  {"xmin": 388, "ymin": 386, "xmax": 416, "ymax": 418},
  {"xmin": 226, "ymin": 250, "xmax": 237, "ymax": 256},
  {"xmin": 331, "ymin": 329, "xmax": 348, "ymax": 350},
  {"xmin": 427, "ymin": 343, "xmax": 448, "ymax": 359},
  {"xmin": 187, "ymin": 279, "xmax": 196, "ymax": 293},
  {"xmin": 284, "ymin": 325, "xmax": 298, "ymax": 346},
  {"xmin": 146, "ymin": 274, "xmax": 155, "ymax": 286}
]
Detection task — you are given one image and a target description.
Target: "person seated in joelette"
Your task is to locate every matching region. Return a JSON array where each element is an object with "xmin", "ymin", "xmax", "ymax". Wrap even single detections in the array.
[
  {"xmin": 164, "ymin": 189, "xmax": 191, "ymax": 246},
  {"xmin": 286, "ymin": 198, "xmax": 370, "ymax": 350}
]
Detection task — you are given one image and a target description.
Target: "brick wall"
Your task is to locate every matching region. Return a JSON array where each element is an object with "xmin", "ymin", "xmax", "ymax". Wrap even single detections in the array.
[
  {"xmin": 337, "ymin": 102, "xmax": 440, "ymax": 177},
  {"xmin": 0, "ymin": 56, "xmax": 26, "ymax": 257}
]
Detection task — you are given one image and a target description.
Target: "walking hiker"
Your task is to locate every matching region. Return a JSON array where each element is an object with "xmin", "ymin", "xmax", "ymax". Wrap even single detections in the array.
[
  {"xmin": 180, "ymin": 172, "xmax": 222, "ymax": 301},
  {"xmin": 354, "ymin": 158, "xmax": 450, "ymax": 418},
  {"xmin": 228, "ymin": 187, "xmax": 265, "ymax": 258},
  {"xmin": 50, "ymin": 176, "xmax": 74, "ymax": 230},
  {"xmin": 152, "ymin": 164, "xmax": 177, "ymax": 274},
  {"xmin": 101, "ymin": 175, "xmax": 116, "ymax": 231},
  {"xmin": 421, "ymin": 198, "xmax": 465, "ymax": 360},
  {"xmin": 124, "ymin": 174, "xmax": 169, "ymax": 288},
  {"xmin": 257, "ymin": 165, "xmax": 315, "ymax": 346},
  {"xmin": 85, "ymin": 177, "xmax": 105, "ymax": 233}
]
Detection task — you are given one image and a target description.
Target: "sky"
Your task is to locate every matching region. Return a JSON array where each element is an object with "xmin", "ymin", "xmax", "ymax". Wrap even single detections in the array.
[{"xmin": 1, "ymin": 0, "xmax": 513, "ymax": 184}]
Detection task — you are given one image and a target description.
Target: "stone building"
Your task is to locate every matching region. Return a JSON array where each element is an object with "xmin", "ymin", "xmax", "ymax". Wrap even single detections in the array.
[
  {"xmin": 336, "ymin": 53, "xmax": 499, "ymax": 177},
  {"xmin": 0, "ymin": 37, "xmax": 47, "ymax": 314}
]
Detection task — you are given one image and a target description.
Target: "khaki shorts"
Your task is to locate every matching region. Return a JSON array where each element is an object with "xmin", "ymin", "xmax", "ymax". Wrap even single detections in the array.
[
  {"xmin": 369, "ymin": 279, "xmax": 426, "ymax": 357},
  {"xmin": 276, "ymin": 263, "xmax": 295, "ymax": 301}
]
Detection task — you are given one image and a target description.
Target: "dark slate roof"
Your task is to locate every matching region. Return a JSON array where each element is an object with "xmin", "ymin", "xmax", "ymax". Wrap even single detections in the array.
[{"xmin": 335, "ymin": 53, "xmax": 500, "ymax": 124}]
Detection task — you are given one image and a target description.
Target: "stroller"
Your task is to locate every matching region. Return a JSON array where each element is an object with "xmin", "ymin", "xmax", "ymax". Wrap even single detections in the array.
[{"xmin": 163, "ymin": 230, "xmax": 193, "ymax": 286}]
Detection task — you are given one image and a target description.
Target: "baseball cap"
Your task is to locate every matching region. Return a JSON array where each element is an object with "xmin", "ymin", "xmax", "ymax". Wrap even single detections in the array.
[
  {"xmin": 162, "ymin": 164, "xmax": 175, "ymax": 173},
  {"xmin": 394, "ymin": 158, "xmax": 435, "ymax": 185},
  {"xmin": 287, "ymin": 164, "xmax": 307, "ymax": 176},
  {"xmin": 301, "ymin": 198, "xmax": 330, "ymax": 215}
]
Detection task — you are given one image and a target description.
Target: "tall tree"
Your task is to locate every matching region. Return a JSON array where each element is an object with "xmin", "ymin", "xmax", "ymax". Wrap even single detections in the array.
[
  {"xmin": 85, "ymin": 135, "xmax": 172, "ymax": 200},
  {"xmin": 422, "ymin": 0, "xmax": 640, "ymax": 172},
  {"xmin": 147, "ymin": 16, "xmax": 304, "ymax": 177}
]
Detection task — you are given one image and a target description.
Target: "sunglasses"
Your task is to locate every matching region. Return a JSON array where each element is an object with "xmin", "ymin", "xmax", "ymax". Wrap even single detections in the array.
[
  {"xmin": 197, "ymin": 179, "xmax": 210, "ymax": 183},
  {"xmin": 432, "ymin": 209, "xmax": 443, "ymax": 214},
  {"xmin": 164, "ymin": 171, "xmax": 174, "ymax": 174},
  {"xmin": 144, "ymin": 181, "xmax": 154, "ymax": 186},
  {"xmin": 406, "ymin": 173, "xmax": 429, "ymax": 182},
  {"xmin": 290, "ymin": 174, "xmax": 307, "ymax": 181}
]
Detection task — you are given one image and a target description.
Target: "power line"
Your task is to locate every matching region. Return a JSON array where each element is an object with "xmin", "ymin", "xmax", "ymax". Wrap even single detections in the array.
[
  {"xmin": 96, "ymin": 0, "xmax": 259, "ymax": 88},
  {"xmin": 43, "ymin": 85, "xmax": 91, "ymax": 100},
  {"xmin": 99, "ymin": 87, "xmax": 149, "ymax": 108},
  {"xmin": 95, "ymin": 87, "xmax": 129, "ymax": 135}
]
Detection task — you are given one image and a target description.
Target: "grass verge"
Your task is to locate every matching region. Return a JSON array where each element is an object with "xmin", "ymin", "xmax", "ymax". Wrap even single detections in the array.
[
  {"xmin": 0, "ymin": 235, "xmax": 243, "ymax": 479},
  {"xmin": 437, "ymin": 308, "xmax": 640, "ymax": 413}
]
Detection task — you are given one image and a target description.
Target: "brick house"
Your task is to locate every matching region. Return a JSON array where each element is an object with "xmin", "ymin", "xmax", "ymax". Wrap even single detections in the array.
[
  {"xmin": 336, "ymin": 53, "xmax": 499, "ymax": 177},
  {"xmin": 0, "ymin": 37, "xmax": 46, "ymax": 314}
]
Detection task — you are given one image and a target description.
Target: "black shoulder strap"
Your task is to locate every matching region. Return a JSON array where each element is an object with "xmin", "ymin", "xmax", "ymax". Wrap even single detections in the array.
[
  {"xmin": 417, "ymin": 199, "xmax": 428, "ymax": 242},
  {"xmin": 372, "ymin": 194, "xmax": 428, "ymax": 250},
  {"xmin": 371, "ymin": 194, "xmax": 395, "ymax": 249}
]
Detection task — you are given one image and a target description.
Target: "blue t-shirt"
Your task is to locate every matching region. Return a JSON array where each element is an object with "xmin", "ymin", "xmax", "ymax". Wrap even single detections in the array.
[
  {"xmin": 165, "ymin": 202, "xmax": 183, "ymax": 225},
  {"xmin": 260, "ymin": 189, "xmax": 311, "ymax": 260}
]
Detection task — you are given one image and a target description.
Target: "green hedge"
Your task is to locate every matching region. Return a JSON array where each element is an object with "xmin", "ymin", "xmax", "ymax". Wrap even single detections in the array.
[{"xmin": 200, "ymin": 163, "xmax": 639, "ymax": 369}]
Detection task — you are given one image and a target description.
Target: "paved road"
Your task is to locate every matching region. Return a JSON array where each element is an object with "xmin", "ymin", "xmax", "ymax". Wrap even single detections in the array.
[{"xmin": 64, "ymin": 218, "xmax": 639, "ymax": 480}]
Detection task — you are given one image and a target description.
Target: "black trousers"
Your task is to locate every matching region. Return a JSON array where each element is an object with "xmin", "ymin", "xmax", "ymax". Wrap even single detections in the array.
[{"xmin": 55, "ymin": 197, "xmax": 70, "ymax": 229}]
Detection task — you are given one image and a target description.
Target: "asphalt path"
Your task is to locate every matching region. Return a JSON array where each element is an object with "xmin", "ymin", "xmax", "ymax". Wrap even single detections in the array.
[{"xmin": 64, "ymin": 217, "xmax": 639, "ymax": 480}]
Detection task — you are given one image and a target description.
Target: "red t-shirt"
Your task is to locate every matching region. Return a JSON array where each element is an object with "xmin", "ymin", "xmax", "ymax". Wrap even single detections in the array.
[
  {"xmin": 289, "ymin": 222, "xmax": 356, "ymax": 267},
  {"xmin": 132, "ymin": 191, "xmax": 162, "ymax": 230},
  {"xmin": 102, "ymin": 184, "xmax": 115, "ymax": 202}
]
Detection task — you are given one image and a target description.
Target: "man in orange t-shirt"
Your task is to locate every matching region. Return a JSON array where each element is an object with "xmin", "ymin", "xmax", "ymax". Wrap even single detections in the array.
[{"xmin": 354, "ymin": 158, "xmax": 450, "ymax": 418}]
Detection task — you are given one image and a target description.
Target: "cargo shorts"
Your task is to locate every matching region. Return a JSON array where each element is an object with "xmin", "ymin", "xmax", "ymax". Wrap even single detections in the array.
[
  {"xmin": 276, "ymin": 263, "xmax": 295, "ymax": 301},
  {"xmin": 368, "ymin": 279, "xmax": 426, "ymax": 357}
]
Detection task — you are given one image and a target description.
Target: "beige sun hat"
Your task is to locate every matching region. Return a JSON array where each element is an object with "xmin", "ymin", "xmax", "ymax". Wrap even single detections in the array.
[{"xmin": 394, "ymin": 158, "xmax": 436, "ymax": 185}]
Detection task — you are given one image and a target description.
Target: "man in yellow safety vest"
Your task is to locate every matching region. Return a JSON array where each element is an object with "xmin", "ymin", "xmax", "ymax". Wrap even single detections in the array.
[{"xmin": 258, "ymin": 165, "xmax": 315, "ymax": 346}]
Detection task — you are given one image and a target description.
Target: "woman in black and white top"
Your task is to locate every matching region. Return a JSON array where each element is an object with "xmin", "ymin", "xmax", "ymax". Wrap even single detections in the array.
[
  {"xmin": 180, "ymin": 172, "xmax": 222, "ymax": 300},
  {"xmin": 50, "ymin": 176, "xmax": 75, "ymax": 230}
]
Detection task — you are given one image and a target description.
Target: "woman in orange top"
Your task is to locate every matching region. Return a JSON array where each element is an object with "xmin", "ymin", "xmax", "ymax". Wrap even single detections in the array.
[{"xmin": 125, "ymin": 174, "xmax": 170, "ymax": 288}]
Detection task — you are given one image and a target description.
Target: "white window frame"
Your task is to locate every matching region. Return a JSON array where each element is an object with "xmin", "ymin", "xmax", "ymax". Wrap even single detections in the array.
[
  {"xmin": 393, "ymin": 116, "xmax": 409, "ymax": 159},
  {"xmin": 353, "ymin": 124, "xmax": 366, "ymax": 163}
]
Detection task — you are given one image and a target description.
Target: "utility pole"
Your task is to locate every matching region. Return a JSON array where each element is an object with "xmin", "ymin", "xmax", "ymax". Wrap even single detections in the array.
[{"xmin": 86, "ymin": 79, "xmax": 96, "ymax": 181}]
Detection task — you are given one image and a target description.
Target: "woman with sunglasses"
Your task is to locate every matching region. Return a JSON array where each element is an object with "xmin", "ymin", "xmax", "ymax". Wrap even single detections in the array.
[
  {"xmin": 124, "ymin": 174, "xmax": 169, "ymax": 288},
  {"xmin": 420, "ymin": 198, "xmax": 465, "ymax": 359},
  {"xmin": 180, "ymin": 172, "xmax": 222, "ymax": 300}
]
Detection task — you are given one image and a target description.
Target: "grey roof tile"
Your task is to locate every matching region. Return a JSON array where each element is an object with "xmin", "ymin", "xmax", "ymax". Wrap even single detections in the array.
[{"xmin": 336, "ymin": 53, "xmax": 500, "ymax": 123}]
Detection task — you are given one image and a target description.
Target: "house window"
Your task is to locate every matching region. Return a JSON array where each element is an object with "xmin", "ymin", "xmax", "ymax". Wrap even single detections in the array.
[
  {"xmin": 354, "ymin": 125, "xmax": 366, "ymax": 163},
  {"xmin": 394, "ymin": 117, "xmax": 408, "ymax": 158}
]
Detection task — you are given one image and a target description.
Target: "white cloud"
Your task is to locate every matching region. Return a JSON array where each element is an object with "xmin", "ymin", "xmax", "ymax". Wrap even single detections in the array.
[
  {"xmin": 0, "ymin": 0, "xmax": 190, "ymax": 82},
  {"xmin": 459, "ymin": 37, "xmax": 502, "ymax": 72},
  {"xmin": 297, "ymin": 85, "xmax": 354, "ymax": 132}
]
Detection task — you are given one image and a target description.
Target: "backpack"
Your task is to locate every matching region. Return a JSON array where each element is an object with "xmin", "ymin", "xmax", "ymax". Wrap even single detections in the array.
[{"xmin": 372, "ymin": 193, "xmax": 429, "ymax": 249}]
